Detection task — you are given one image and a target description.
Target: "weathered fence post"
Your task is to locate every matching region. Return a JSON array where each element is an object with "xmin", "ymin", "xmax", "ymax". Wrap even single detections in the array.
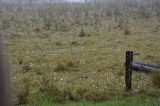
[
  {"xmin": 124, "ymin": 51, "xmax": 160, "ymax": 91},
  {"xmin": 125, "ymin": 51, "xmax": 133, "ymax": 91},
  {"xmin": 0, "ymin": 34, "xmax": 11, "ymax": 106}
]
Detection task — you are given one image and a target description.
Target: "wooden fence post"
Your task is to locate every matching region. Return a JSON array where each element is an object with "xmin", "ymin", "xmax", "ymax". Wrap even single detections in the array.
[
  {"xmin": 0, "ymin": 35, "xmax": 11, "ymax": 106},
  {"xmin": 125, "ymin": 51, "xmax": 133, "ymax": 91}
]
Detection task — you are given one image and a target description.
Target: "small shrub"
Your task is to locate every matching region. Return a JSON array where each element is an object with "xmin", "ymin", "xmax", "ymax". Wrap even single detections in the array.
[
  {"xmin": 33, "ymin": 66, "xmax": 44, "ymax": 75},
  {"xmin": 60, "ymin": 25, "xmax": 69, "ymax": 32},
  {"xmin": 54, "ymin": 62, "xmax": 68, "ymax": 72},
  {"xmin": 15, "ymin": 78, "xmax": 30, "ymax": 105},
  {"xmin": 18, "ymin": 58, "xmax": 23, "ymax": 65},
  {"xmin": 39, "ymin": 76, "xmax": 66, "ymax": 103},
  {"xmin": 124, "ymin": 28, "xmax": 131, "ymax": 35},
  {"xmin": 63, "ymin": 89, "xmax": 75, "ymax": 101},
  {"xmin": 16, "ymin": 87, "xmax": 29, "ymax": 105},
  {"xmin": 22, "ymin": 63, "xmax": 31, "ymax": 73},
  {"xmin": 118, "ymin": 18, "xmax": 125, "ymax": 29},
  {"xmin": 54, "ymin": 59, "xmax": 78, "ymax": 72},
  {"xmin": 70, "ymin": 41, "xmax": 79, "ymax": 46},
  {"xmin": 43, "ymin": 33, "xmax": 51, "ymax": 39},
  {"xmin": 79, "ymin": 27, "xmax": 86, "ymax": 37},
  {"xmin": 153, "ymin": 24, "xmax": 160, "ymax": 32},
  {"xmin": 51, "ymin": 88, "xmax": 75, "ymax": 102},
  {"xmin": 84, "ymin": 90, "xmax": 103, "ymax": 102},
  {"xmin": 66, "ymin": 60, "xmax": 76, "ymax": 67},
  {"xmin": 74, "ymin": 87, "xmax": 88, "ymax": 100},
  {"xmin": 53, "ymin": 92, "xmax": 66, "ymax": 103},
  {"xmin": 151, "ymin": 73, "xmax": 160, "ymax": 88},
  {"xmin": 2, "ymin": 20, "xmax": 10, "ymax": 30},
  {"xmin": 55, "ymin": 41, "xmax": 62, "ymax": 46},
  {"xmin": 43, "ymin": 17, "xmax": 52, "ymax": 30},
  {"xmin": 117, "ymin": 70, "xmax": 124, "ymax": 76},
  {"xmin": 34, "ymin": 27, "xmax": 41, "ymax": 32}
]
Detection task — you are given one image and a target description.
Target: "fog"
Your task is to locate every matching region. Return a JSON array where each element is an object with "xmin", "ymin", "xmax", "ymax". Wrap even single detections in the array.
[
  {"xmin": 0, "ymin": 0, "xmax": 156, "ymax": 4},
  {"xmin": 1, "ymin": 0, "xmax": 85, "ymax": 3}
]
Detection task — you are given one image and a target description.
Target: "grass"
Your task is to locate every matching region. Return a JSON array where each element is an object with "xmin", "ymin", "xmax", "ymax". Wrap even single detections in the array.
[
  {"xmin": 1, "ymin": 2, "xmax": 160, "ymax": 105},
  {"xmin": 151, "ymin": 73, "xmax": 160, "ymax": 88},
  {"xmin": 9, "ymin": 19, "xmax": 160, "ymax": 105},
  {"xmin": 24, "ymin": 96, "xmax": 160, "ymax": 106}
]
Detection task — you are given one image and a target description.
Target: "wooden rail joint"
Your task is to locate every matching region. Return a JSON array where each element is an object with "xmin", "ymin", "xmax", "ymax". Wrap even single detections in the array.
[{"xmin": 125, "ymin": 51, "xmax": 160, "ymax": 91}]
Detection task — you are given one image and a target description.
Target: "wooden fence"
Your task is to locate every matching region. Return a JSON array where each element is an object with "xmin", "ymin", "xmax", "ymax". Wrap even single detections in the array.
[
  {"xmin": 0, "ymin": 35, "xmax": 11, "ymax": 106},
  {"xmin": 125, "ymin": 51, "xmax": 160, "ymax": 91}
]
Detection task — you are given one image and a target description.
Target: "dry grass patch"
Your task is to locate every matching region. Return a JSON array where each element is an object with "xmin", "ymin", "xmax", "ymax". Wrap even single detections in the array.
[
  {"xmin": 54, "ymin": 59, "xmax": 79, "ymax": 72},
  {"xmin": 151, "ymin": 73, "xmax": 160, "ymax": 88}
]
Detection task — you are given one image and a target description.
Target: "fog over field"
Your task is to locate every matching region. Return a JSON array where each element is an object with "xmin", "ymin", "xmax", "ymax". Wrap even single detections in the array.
[{"xmin": 0, "ymin": 0, "xmax": 157, "ymax": 4}]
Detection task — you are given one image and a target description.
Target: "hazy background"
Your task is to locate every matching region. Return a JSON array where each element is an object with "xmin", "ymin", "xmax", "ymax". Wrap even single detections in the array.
[
  {"xmin": 0, "ymin": 0, "xmax": 85, "ymax": 3},
  {"xmin": 0, "ymin": 0, "xmax": 155, "ymax": 4}
]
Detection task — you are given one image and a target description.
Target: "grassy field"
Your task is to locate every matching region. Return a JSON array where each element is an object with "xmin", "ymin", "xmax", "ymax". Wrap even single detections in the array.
[
  {"xmin": 1, "ymin": 1, "xmax": 160, "ymax": 105},
  {"xmin": 25, "ymin": 96, "xmax": 160, "ymax": 106},
  {"xmin": 26, "ymin": 99, "xmax": 160, "ymax": 106}
]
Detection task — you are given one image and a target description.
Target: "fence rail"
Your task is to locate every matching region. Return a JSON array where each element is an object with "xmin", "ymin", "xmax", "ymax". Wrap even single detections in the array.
[{"xmin": 125, "ymin": 51, "xmax": 160, "ymax": 91}]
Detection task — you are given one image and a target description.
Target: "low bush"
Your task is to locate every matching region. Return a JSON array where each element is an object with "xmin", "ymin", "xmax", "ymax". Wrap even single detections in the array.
[
  {"xmin": 79, "ymin": 27, "xmax": 87, "ymax": 37},
  {"xmin": 84, "ymin": 90, "xmax": 104, "ymax": 102},
  {"xmin": 124, "ymin": 28, "xmax": 131, "ymax": 35},
  {"xmin": 54, "ymin": 62, "xmax": 68, "ymax": 72},
  {"xmin": 15, "ymin": 78, "xmax": 30, "ymax": 105},
  {"xmin": 39, "ymin": 76, "xmax": 66, "ymax": 103},
  {"xmin": 54, "ymin": 59, "xmax": 78, "ymax": 72},
  {"xmin": 22, "ymin": 63, "xmax": 31, "ymax": 73}
]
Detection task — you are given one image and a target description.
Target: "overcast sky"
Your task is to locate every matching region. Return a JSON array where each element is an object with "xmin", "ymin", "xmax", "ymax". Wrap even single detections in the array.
[
  {"xmin": 67, "ymin": 0, "xmax": 84, "ymax": 2},
  {"xmin": 1, "ymin": 0, "xmax": 85, "ymax": 3}
]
